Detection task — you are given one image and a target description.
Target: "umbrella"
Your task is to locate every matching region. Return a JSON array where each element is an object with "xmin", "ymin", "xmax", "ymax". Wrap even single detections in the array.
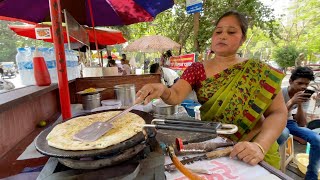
[
  {"xmin": 8, "ymin": 24, "xmax": 126, "ymax": 46},
  {"xmin": 123, "ymin": 35, "xmax": 181, "ymax": 53},
  {"xmin": 0, "ymin": 0, "xmax": 174, "ymax": 27},
  {"xmin": 0, "ymin": 0, "xmax": 174, "ymax": 120},
  {"xmin": 92, "ymin": 52, "xmax": 118, "ymax": 59}
]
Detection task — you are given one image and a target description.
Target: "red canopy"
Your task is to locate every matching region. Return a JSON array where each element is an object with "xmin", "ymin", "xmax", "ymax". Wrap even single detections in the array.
[{"xmin": 8, "ymin": 24, "xmax": 126, "ymax": 46}]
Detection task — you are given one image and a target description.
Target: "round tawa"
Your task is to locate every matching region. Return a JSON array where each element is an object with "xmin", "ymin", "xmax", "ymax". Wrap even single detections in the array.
[
  {"xmin": 58, "ymin": 144, "xmax": 146, "ymax": 169},
  {"xmin": 35, "ymin": 109, "xmax": 155, "ymax": 159}
]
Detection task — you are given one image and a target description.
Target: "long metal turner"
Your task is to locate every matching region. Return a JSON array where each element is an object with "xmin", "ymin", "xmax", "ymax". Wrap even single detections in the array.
[{"xmin": 73, "ymin": 103, "xmax": 140, "ymax": 142}]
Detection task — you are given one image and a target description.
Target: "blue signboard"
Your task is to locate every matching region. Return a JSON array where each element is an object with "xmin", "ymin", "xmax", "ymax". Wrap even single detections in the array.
[{"xmin": 186, "ymin": 0, "xmax": 202, "ymax": 14}]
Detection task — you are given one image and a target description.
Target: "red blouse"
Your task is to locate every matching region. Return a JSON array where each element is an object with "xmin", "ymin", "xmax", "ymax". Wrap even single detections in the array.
[{"xmin": 180, "ymin": 62, "xmax": 206, "ymax": 92}]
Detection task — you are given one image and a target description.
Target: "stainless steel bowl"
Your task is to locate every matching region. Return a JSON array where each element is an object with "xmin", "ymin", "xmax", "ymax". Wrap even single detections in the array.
[
  {"xmin": 82, "ymin": 93, "xmax": 101, "ymax": 110},
  {"xmin": 152, "ymin": 99, "xmax": 178, "ymax": 115}
]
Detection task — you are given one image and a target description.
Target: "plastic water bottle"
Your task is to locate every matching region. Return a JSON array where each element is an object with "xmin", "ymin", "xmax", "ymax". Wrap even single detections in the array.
[
  {"xmin": 16, "ymin": 47, "xmax": 35, "ymax": 85},
  {"xmin": 65, "ymin": 50, "xmax": 72, "ymax": 80},
  {"xmin": 67, "ymin": 50, "xmax": 79, "ymax": 80},
  {"xmin": 69, "ymin": 50, "xmax": 75, "ymax": 80},
  {"xmin": 72, "ymin": 51, "xmax": 80, "ymax": 79},
  {"xmin": 68, "ymin": 50, "xmax": 74, "ymax": 80},
  {"xmin": 47, "ymin": 48, "xmax": 57, "ymax": 83},
  {"xmin": 33, "ymin": 48, "xmax": 51, "ymax": 86}
]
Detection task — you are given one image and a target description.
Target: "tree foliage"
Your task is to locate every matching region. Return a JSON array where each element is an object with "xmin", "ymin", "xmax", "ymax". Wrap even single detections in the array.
[
  {"xmin": 0, "ymin": 20, "xmax": 51, "ymax": 63},
  {"xmin": 272, "ymin": 0, "xmax": 320, "ymax": 62},
  {"xmin": 120, "ymin": 0, "xmax": 279, "ymax": 54},
  {"xmin": 238, "ymin": 0, "xmax": 320, "ymax": 67},
  {"xmin": 273, "ymin": 45, "xmax": 299, "ymax": 68},
  {"xmin": 241, "ymin": 26, "xmax": 274, "ymax": 60}
]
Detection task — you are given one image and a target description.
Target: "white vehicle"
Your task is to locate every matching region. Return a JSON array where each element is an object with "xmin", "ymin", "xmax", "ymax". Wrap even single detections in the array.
[{"xmin": 0, "ymin": 62, "xmax": 17, "ymax": 79}]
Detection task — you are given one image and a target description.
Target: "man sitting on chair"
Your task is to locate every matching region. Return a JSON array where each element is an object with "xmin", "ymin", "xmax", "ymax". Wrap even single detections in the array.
[{"xmin": 281, "ymin": 67, "xmax": 320, "ymax": 180}]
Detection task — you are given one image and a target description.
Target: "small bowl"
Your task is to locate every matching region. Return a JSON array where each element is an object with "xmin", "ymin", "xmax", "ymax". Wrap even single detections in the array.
[{"xmin": 152, "ymin": 99, "xmax": 178, "ymax": 115}]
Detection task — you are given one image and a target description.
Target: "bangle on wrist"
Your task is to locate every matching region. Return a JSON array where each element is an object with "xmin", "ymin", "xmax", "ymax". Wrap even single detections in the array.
[{"xmin": 253, "ymin": 142, "xmax": 265, "ymax": 155}]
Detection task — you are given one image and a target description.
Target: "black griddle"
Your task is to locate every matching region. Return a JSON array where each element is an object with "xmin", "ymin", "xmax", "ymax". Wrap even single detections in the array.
[{"xmin": 35, "ymin": 109, "xmax": 155, "ymax": 159}]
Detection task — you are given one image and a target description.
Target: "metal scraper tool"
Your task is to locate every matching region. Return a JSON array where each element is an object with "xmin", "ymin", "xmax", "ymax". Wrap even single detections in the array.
[{"xmin": 73, "ymin": 103, "xmax": 140, "ymax": 142}]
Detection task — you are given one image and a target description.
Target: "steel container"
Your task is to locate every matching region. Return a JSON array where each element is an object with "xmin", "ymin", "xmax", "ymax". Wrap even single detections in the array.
[
  {"xmin": 82, "ymin": 93, "xmax": 101, "ymax": 110},
  {"xmin": 114, "ymin": 84, "xmax": 136, "ymax": 108}
]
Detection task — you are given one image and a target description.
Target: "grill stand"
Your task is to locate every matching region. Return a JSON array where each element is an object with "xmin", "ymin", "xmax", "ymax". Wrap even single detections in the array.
[{"xmin": 36, "ymin": 151, "xmax": 165, "ymax": 180}]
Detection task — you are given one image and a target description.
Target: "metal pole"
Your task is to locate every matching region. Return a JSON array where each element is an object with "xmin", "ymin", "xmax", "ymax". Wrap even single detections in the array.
[
  {"xmin": 49, "ymin": 0, "xmax": 72, "ymax": 120},
  {"xmin": 87, "ymin": 0, "xmax": 100, "ymax": 66},
  {"xmin": 100, "ymin": 51, "xmax": 103, "ymax": 67}
]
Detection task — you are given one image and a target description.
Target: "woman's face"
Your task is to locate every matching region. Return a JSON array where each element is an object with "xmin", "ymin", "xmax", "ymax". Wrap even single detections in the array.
[{"xmin": 211, "ymin": 15, "xmax": 245, "ymax": 56}]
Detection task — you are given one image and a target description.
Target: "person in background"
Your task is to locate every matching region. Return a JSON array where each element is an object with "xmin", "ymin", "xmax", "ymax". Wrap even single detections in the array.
[
  {"xmin": 79, "ymin": 60, "xmax": 85, "ymax": 78},
  {"xmin": 150, "ymin": 63, "xmax": 179, "ymax": 87},
  {"xmin": 107, "ymin": 59, "xmax": 123, "ymax": 75},
  {"xmin": 121, "ymin": 58, "xmax": 131, "ymax": 75},
  {"xmin": 281, "ymin": 67, "xmax": 320, "ymax": 180},
  {"xmin": 160, "ymin": 53, "xmax": 167, "ymax": 66},
  {"xmin": 121, "ymin": 54, "xmax": 128, "ymax": 63},
  {"xmin": 137, "ymin": 10, "xmax": 287, "ymax": 168},
  {"xmin": 163, "ymin": 50, "xmax": 172, "ymax": 67},
  {"xmin": 106, "ymin": 56, "xmax": 113, "ymax": 67},
  {"xmin": 143, "ymin": 59, "xmax": 150, "ymax": 73}
]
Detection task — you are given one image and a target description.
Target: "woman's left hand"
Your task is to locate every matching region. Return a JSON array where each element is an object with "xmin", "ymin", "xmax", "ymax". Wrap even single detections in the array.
[{"xmin": 229, "ymin": 141, "xmax": 265, "ymax": 165}]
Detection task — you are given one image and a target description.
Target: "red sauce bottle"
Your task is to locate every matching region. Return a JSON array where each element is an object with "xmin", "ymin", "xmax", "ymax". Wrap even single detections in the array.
[{"xmin": 33, "ymin": 49, "xmax": 51, "ymax": 86}]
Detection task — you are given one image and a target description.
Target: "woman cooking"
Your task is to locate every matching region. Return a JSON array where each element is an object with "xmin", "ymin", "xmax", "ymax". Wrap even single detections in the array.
[{"xmin": 136, "ymin": 10, "xmax": 287, "ymax": 169}]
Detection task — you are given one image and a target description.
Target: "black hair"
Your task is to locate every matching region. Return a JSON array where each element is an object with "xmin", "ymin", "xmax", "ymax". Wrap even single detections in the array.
[
  {"xmin": 215, "ymin": 10, "xmax": 248, "ymax": 38},
  {"xmin": 108, "ymin": 60, "xmax": 116, "ymax": 66},
  {"xmin": 166, "ymin": 50, "xmax": 172, "ymax": 57},
  {"xmin": 290, "ymin": 67, "xmax": 314, "ymax": 81},
  {"xmin": 107, "ymin": 56, "xmax": 112, "ymax": 60},
  {"xmin": 150, "ymin": 63, "xmax": 160, "ymax": 73}
]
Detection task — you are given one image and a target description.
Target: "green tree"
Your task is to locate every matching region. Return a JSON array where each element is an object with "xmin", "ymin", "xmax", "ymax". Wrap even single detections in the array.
[
  {"xmin": 119, "ymin": 0, "xmax": 279, "ymax": 54},
  {"xmin": 241, "ymin": 26, "xmax": 275, "ymax": 61},
  {"xmin": 273, "ymin": 45, "xmax": 299, "ymax": 68},
  {"xmin": 273, "ymin": 0, "xmax": 320, "ymax": 62}
]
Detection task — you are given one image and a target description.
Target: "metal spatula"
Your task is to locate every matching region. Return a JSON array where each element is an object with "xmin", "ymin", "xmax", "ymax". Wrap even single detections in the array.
[{"xmin": 73, "ymin": 103, "xmax": 140, "ymax": 142}]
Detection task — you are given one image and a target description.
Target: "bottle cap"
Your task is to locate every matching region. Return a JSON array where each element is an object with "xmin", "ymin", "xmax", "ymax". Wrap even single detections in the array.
[
  {"xmin": 33, "ymin": 48, "xmax": 42, "ymax": 58},
  {"xmin": 175, "ymin": 138, "xmax": 184, "ymax": 151}
]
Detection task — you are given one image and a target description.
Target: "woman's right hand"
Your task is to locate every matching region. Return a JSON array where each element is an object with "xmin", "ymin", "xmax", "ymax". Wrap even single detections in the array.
[{"xmin": 136, "ymin": 83, "xmax": 167, "ymax": 104}]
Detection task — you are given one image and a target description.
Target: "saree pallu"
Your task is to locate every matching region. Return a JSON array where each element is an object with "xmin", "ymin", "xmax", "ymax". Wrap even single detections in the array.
[{"xmin": 199, "ymin": 59, "xmax": 285, "ymax": 168}]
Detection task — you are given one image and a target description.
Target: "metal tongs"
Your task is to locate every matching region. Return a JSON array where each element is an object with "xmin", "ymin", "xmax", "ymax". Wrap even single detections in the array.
[{"xmin": 143, "ymin": 119, "xmax": 238, "ymax": 135}]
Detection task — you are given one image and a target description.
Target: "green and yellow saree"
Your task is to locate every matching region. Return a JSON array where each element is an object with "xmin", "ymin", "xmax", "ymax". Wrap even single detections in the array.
[{"xmin": 181, "ymin": 59, "xmax": 285, "ymax": 168}]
